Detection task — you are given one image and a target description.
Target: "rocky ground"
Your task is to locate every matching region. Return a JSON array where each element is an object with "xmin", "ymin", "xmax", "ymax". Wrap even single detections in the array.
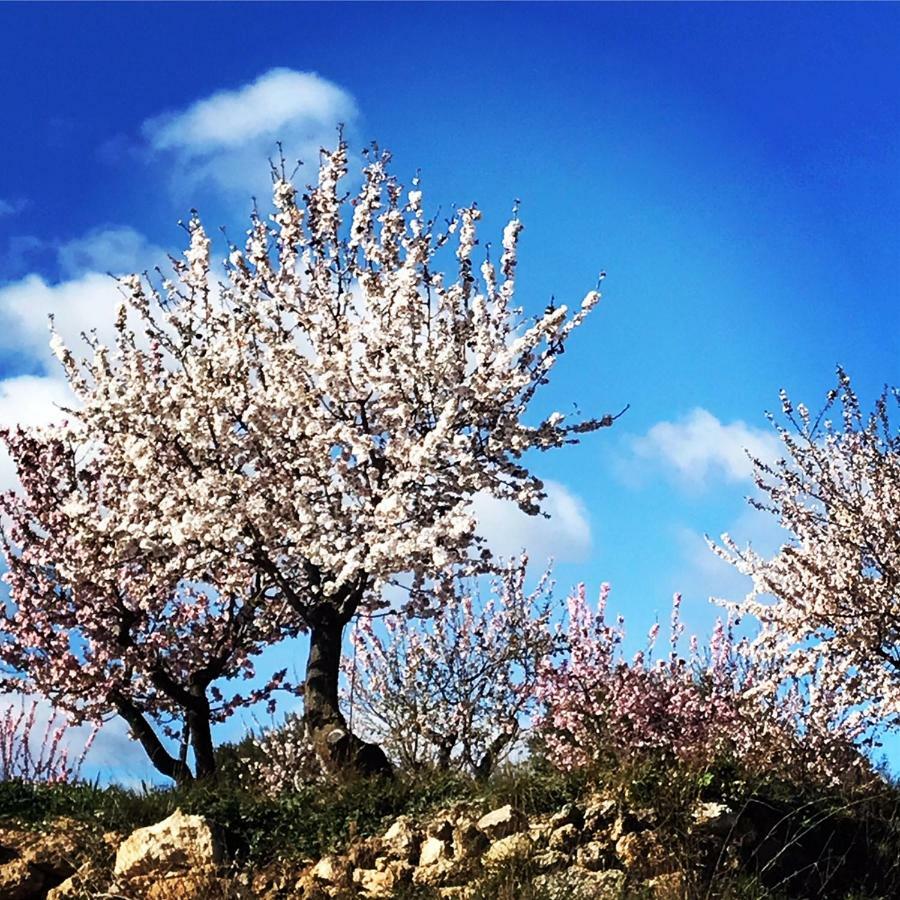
[{"xmin": 0, "ymin": 790, "xmax": 750, "ymax": 899}]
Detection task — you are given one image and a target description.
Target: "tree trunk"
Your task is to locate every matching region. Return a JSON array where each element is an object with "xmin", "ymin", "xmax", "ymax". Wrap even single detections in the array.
[
  {"xmin": 187, "ymin": 686, "xmax": 217, "ymax": 780},
  {"xmin": 113, "ymin": 694, "xmax": 193, "ymax": 785},
  {"xmin": 305, "ymin": 609, "xmax": 393, "ymax": 777}
]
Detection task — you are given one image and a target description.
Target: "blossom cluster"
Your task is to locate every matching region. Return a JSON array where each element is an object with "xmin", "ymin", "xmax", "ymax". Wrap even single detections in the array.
[
  {"xmin": 534, "ymin": 585, "xmax": 872, "ymax": 788},
  {"xmin": 0, "ymin": 697, "xmax": 96, "ymax": 783},
  {"xmin": 712, "ymin": 370, "xmax": 900, "ymax": 743},
  {"xmin": 342, "ymin": 556, "xmax": 559, "ymax": 776},
  {"xmin": 0, "ymin": 140, "xmax": 609, "ymax": 777}
]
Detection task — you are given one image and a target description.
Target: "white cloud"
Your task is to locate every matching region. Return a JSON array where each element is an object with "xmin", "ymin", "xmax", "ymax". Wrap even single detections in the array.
[
  {"xmin": 0, "ymin": 227, "xmax": 167, "ymax": 368},
  {"xmin": 57, "ymin": 225, "xmax": 166, "ymax": 279},
  {"xmin": 472, "ymin": 479, "xmax": 592, "ymax": 565},
  {"xmin": 142, "ymin": 68, "xmax": 358, "ymax": 198},
  {"xmin": 0, "ymin": 689, "xmax": 159, "ymax": 786},
  {"xmin": 630, "ymin": 408, "xmax": 781, "ymax": 488},
  {"xmin": 0, "ymin": 375, "xmax": 73, "ymax": 491}
]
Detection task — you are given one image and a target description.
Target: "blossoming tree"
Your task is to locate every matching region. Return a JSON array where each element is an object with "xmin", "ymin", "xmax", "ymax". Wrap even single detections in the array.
[
  {"xmin": 713, "ymin": 369, "xmax": 900, "ymax": 741},
  {"xmin": 342, "ymin": 556, "xmax": 559, "ymax": 776},
  {"xmin": 0, "ymin": 429, "xmax": 296, "ymax": 782},
  {"xmin": 7, "ymin": 140, "xmax": 614, "ymax": 775}
]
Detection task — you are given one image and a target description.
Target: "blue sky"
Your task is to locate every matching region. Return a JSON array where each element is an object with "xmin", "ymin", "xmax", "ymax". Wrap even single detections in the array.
[{"xmin": 0, "ymin": 3, "xmax": 898, "ymax": 781}]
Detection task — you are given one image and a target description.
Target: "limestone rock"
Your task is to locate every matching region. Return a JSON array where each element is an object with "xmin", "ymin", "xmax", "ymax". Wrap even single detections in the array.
[
  {"xmin": 453, "ymin": 820, "xmax": 488, "ymax": 860},
  {"xmin": 482, "ymin": 832, "xmax": 533, "ymax": 867},
  {"xmin": 476, "ymin": 804, "xmax": 527, "ymax": 840},
  {"xmin": 533, "ymin": 867, "xmax": 627, "ymax": 900},
  {"xmin": 616, "ymin": 829, "xmax": 675, "ymax": 879},
  {"xmin": 381, "ymin": 815, "xmax": 421, "ymax": 863},
  {"xmin": 113, "ymin": 809, "xmax": 223, "ymax": 880},
  {"xmin": 576, "ymin": 839, "xmax": 615, "ymax": 871},
  {"xmin": 418, "ymin": 835, "xmax": 449, "ymax": 867},
  {"xmin": 144, "ymin": 866, "xmax": 249, "ymax": 899},
  {"xmin": 548, "ymin": 823, "xmax": 579, "ymax": 853},
  {"xmin": 353, "ymin": 860, "xmax": 413, "ymax": 897}
]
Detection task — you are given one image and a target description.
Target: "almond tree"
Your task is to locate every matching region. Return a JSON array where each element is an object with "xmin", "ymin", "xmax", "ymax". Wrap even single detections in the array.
[
  {"xmin": 13, "ymin": 140, "xmax": 614, "ymax": 775},
  {"xmin": 342, "ymin": 556, "xmax": 559, "ymax": 777},
  {"xmin": 0, "ymin": 429, "xmax": 295, "ymax": 782},
  {"xmin": 713, "ymin": 369, "xmax": 900, "ymax": 743}
]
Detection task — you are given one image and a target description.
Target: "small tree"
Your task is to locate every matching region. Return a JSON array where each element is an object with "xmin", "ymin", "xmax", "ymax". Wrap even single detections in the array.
[
  {"xmin": 0, "ymin": 430, "xmax": 296, "ymax": 782},
  {"xmin": 8, "ymin": 140, "xmax": 614, "ymax": 775},
  {"xmin": 712, "ymin": 369, "xmax": 900, "ymax": 742},
  {"xmin": 343, "ymin": 557, "xmax": 559, "ymax": 777}
]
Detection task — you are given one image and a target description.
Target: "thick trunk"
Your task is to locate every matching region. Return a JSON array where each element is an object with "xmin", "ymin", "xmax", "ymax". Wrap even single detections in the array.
[
  {"xmin": 187, "ymin": 686, "xmax": 217, "ymax": 780},
  {"xmin": 113, "ymin": 694, "xmax": 193, "ymax": 785},
  {"xmin": 305, "ymin": 609, "xmax": 393, "ymax": 777}
]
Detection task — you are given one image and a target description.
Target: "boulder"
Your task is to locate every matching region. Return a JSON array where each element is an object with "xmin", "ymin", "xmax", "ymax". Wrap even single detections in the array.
[
  {"xmin": 548, "ymin": 823, "xmax": 580, "ymax": 853},
  {"xmin": 113, "ymin": 809, "xmax": 223, "ymax": 881},
  {"xmin": 482, "ymin": 833, "xmax": 533, "ymax": 867},
  {"xmin": 475, "ymin": 804, "xmax": 528, "ymax": 840},
  {"xmin": 418, "ymin": 835, "xmax": 449, "ymax": 867},
  {"xmin": 533, "ymin": 867, "xmax": 627, "ymax": 900},
  {"xmin": 380, "ymin": 815, "xmax": 421, "ymax": 863},
  {"xmin": 616, "ymin": 829, "xmax": 675, "ymax": 879}
]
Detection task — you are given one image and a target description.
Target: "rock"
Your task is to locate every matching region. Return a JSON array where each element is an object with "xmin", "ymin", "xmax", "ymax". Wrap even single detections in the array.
[
  {"xmin": 576, "ymin": 839, "xmax": 615, "ymax": 871},
  {"xmin": 144, "ymin": 867, "xmax": 249, "ymax": 899},
  {"xmin": 616, "ymin": 829, "xmax": 675, "ymax": 879},
  {"xmin": 427, "ymin": 817, "xmax": 455, "ymax": 843},
  {"xmin": 692, "ymin": 800, "xmax": 737, "ymax": 835},
  {"xmin": 381, "ymin": 815, "xmax": 421, "ymax": 863},
  {"xmin": 583, "ymin": 797, "xmax": 617, "ymax": 833},
  {"xmin": 353, "ymin": 860, "xmax": 413, "ymax": 897},
  {"xmin": 418, "ymin": 835, "xmax": 449, "ymax": 867},
  {"xmin": 549, "ymin": 803, "xmax": 584, "ymax": 830},
  {"xmin": 413, "ymin": 857, "xmax": 473, "ymax": 889},
  {"xmin": 548, "ymin": 823, "xmax": 580, "ymax": 853},
  {"xmin": 532, "ymin": 849, "xmax": 568, "ymax": 872},
  {"xmin": 453, "ymin": 820, "xmax": 488, "ymax": 860},
  {"xmin": 346, "ymin": 838, "xmax": 380, "ymax": 871},
  {"xmin": 113, "ymin": 809, "xmax": 223, "ymax": 880},
  {"xmin": 645, "ymin": 870, "xmax": 687, "ymax": 898},
  {"xmin": 533, "ymin": 867, "xmax": 627, "ymax": 899},
  {"xmin": 46, "ymin": 863, "xmax": 110, "ymax": 899},
  {"xmin": 0, "ymin": 858, "xmax": 46, "ymax": 900},
  {"xmin": 482, "ymin": 833, "xmax": 533, "ymax": 867},
  {"xmin": 476, "ymin": 804, "xmax": 528, "ymax": 840},
  {"xmin": 309, "ymin": 854, "xmax": 351, "ymax": 887}
]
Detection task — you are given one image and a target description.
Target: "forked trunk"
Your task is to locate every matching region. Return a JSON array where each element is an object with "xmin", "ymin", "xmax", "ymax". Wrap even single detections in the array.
[{"xmin": 304, "ymin": 610, "xmax": 393, "ymax": 777}]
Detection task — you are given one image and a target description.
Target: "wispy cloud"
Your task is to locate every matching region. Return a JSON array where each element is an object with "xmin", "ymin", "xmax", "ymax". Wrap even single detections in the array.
[
  {"xmin": 142, "ymin": 68, "xmax": 358, "ymax": 199},
  {"xmin": 629, "ymin": 408, "xmax": 780, "ymax": 489},
  {"xmin": 0, "ymin": 198, "xmax": 27, "ymax": 218},
  {"xmin": 473, "ymin": 478, "xmax": 592, "ymax": 565}
]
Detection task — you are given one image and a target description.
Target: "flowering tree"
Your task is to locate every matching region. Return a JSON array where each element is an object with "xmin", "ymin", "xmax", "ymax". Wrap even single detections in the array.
[
  {"xmin": 712, "ymin": 369, "xmax": 900, "ymax": 741},
  {"xmin": 535, "ymin": 585, "xmax": 871, "ymax": 787},
  {"xmin": 9, "ymin": 140, "xmax": 613, "ymax": 775},
  {"xmin": 0, "ymin": 429, "xmax": 296, "ymax": 782},
  {"xmin": 0, "ymin": 697, "xmax": 97, "ymax": 783},
  {"xmin": 342, "ymin": 557, "xmax": 559, "ymax": 776}
]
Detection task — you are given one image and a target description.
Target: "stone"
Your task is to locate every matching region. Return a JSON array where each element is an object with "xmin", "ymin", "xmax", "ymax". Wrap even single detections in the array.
[
  {"xmin": 309, "ymin": 854, "xmax": 351, "ymax": 887},
  {"xmin": 427, "ymin": 817, "xmax": 455, "ymax": 843},
  {"xmin": 482, "ymin": 833, "xmax": 533, "ymax": 867},
  {"xmin": 413, "ymin": 857, "xmax": 473, "ymax": 889},
  {"xmin": 0, "ymin": 858, "xmax": 46, "ymax": 900},
  {"xmin": 453, "ymin": 820, "xmax": 488, "ymax": 860},
  {"xmin": 576, "ymin": 839, "xmax": 615, "ymax": 871},
  {"xmin": 113, "ymin": 809, "xmax": 223, "ymax": 880},
  {"xmin": 532, "ymin": 849, "xmax": 568, "ymax": 872},
  {"xmin": 583, "ymin": 797, "xmax": 617, "ymax": 833},
  {"xmin": 418, "ymin": 835, "xmax": 449, "ymax": 867},
  {"xmin": 46, "ymin": 863, "xmax": 110, "ymax": 899},
  {"xmin": 616, "ymin": 829, "xmax": 675, "ymax": 879},
  {"xmin": 549, "ymin": 803, "xmax": 584, "ymax": 830},
  {"xmin": 533, "ymin": 867, "xmax": 627, "ymax": 900},
  {"xmin": 548, "ymin": 823, "xmax": 580, "ymax": 853},
  {"xmin": 144, "ymin": 867, "xmax": 249, "ymax": 899},
  {"xmin": 475, "ymin": 804, "xmax": 528, "ymax": 840},
  {"xmin": 353, "ymin": 860, "xmax": 413, "ymax": 897},
  {"xmin": 381, "ymin": 815, "xmax": 420, "ymax": 863},
  {"xmin": 645, "ymin": 870, "xmax": 687, "ymax": 898}
]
